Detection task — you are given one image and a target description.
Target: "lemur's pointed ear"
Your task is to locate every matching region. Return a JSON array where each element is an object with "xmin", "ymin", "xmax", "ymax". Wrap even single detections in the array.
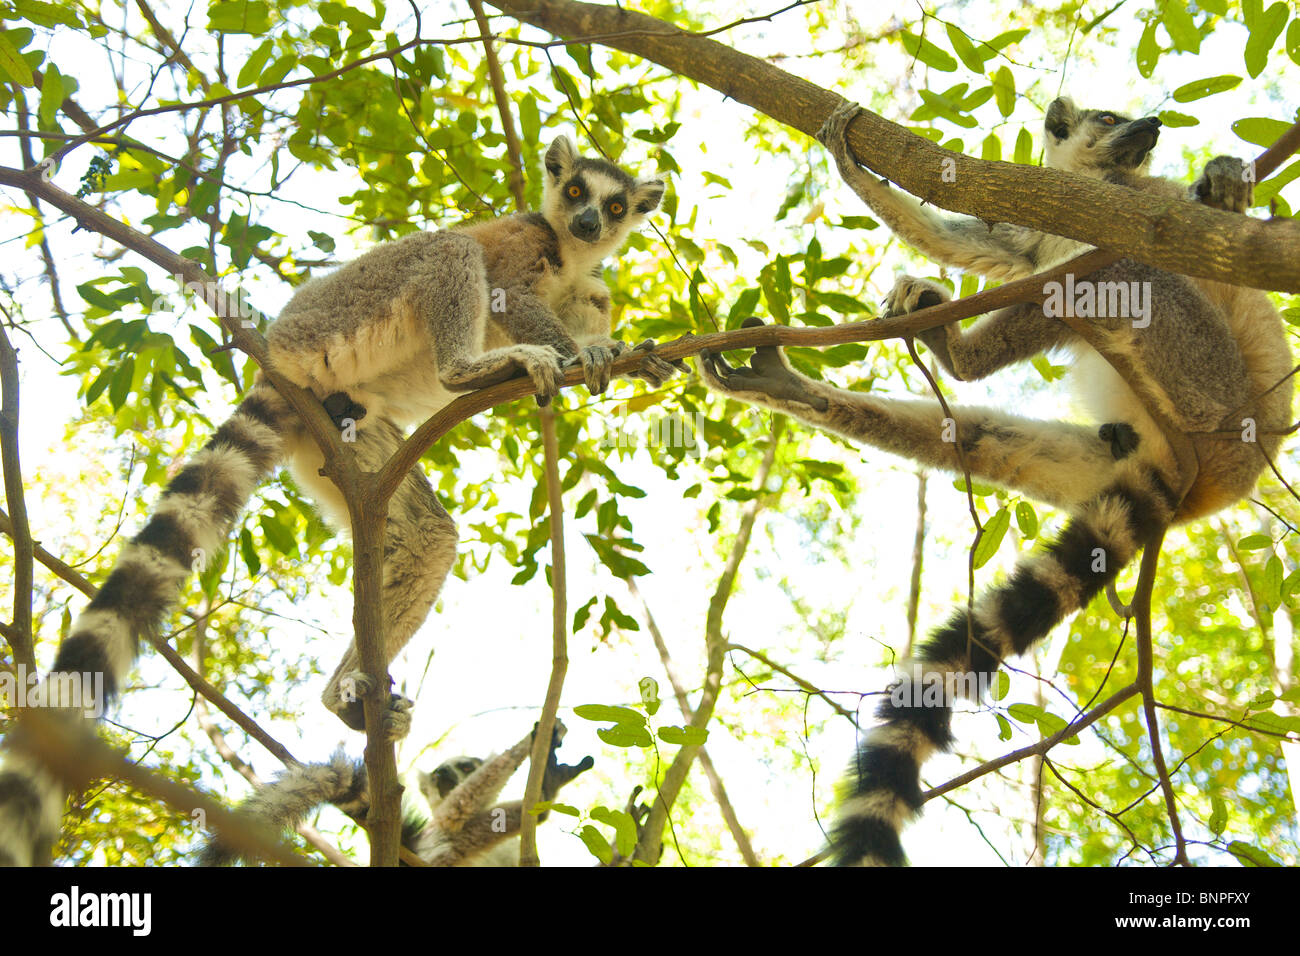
[
  {"xmin": 544, "ymin": 136, "xmax": 579, "ymax": 178},
  {"xmin": 1045, "ymin": 98, "xmax": 1078, "ymax": 139},
  {"xmin": 632, "ymin": 177, "xmax": 665, "ymax": 215}
]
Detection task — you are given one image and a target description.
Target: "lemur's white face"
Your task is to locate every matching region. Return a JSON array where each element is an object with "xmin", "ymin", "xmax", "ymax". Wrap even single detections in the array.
[
  {"xmin": 417, "ymin": 756, "xmax": 483, "ymax": 811},
  {"xmin": 541, "ymin": 136, "xmax": 665, "ymax": 259},
  {"xmin": 1042, "ymin": 97, "xmax": 1161, "ymax": 177}
]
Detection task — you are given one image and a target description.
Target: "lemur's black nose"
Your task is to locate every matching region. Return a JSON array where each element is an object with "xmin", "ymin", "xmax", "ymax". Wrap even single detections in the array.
[
  {"xmin": 571, "ymin": 208, "xmax": 601, "ymax": 240},
  {"xmin": 1140, "ymin": 116, "xmax": 1162, "ymax": 129}
]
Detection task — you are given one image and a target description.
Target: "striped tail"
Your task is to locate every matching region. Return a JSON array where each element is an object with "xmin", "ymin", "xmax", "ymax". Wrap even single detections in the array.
[
  {"xmin": 199, "ymin": 752, "xmax": 368, "ymax": 866},
  {"xmin": 0, "ymin": 382, "xmax": 295, "ymax": 866},
  {"xmin": 831, "ymin": 466, "xmax": 1177, "ymax": 866}
]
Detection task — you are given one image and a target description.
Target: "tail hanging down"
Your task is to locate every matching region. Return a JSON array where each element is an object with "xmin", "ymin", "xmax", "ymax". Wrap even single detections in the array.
[
  {"xmin": 0, "ymin": 382, "xmax": 296, "ymax": 867},
  {"xmin": 831, "ymin": 467, "xmax": 1177, "ymax": 866}
]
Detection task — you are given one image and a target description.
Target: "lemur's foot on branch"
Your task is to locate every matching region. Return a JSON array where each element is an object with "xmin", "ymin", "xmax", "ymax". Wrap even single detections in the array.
[
  {"xmin": 698, "ymin": 318, "xmax": 829, "ymax": 412},
  {"xmin": 815, "ymin": 99, "xmax": 864, "ymax": 156},
  {"xmin": 1192, "ymin": 156, "xmax": 1253, "ymax": 213},
  {"xmin": 323, "ymin": 391, "xmax": 367, "ymax": 428},
  {"xmin": 328, "ymin": 671, "xmax": 414, "ymax": 742},
  {"xmin": 1099, "ymin": 422, "xmax": 1140, "ymax": 460},
  {"xmin": 882, "ymin": 275, "xmax": 952, "ymax": 317},
  {"xmin": 625, "ymin": 339, "xmax": 686, "ymax": 387}
]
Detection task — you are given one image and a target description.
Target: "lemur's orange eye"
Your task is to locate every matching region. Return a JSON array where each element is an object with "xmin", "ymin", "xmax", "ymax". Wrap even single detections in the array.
[
  {"xmin": 608, "ymin": 201, "xmax": 624, "ymax": 216},
  {"xmin": 567, "ymin": 184, "xmax": 582, "ymax": 198},
  {"xmin": 1101, "ymin": 115, "xmax": 1117, "ymax": 125}
]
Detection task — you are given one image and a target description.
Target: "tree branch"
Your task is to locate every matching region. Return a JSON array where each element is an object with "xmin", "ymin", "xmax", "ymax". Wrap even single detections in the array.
[
  {"xmin": 632, "ymin": 580, "xmax": 761, "ymax": 866},
  {"xmin": 486, "ymin": 0, "xmax": 1300, "ymax": 293},
  {"xmin": 0, "ymin": 320, "xmax": 35, "ymax": 673}
]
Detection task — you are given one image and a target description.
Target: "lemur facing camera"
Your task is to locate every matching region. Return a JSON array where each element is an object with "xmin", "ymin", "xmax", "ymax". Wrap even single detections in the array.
[
  {"xmin": 0, "ymin": 136, "xmax": 673, "ymax": 866},
  {"xmin": 701, "ymin": 98, "xmax": 1293, "ymax": 866},
  {"xmin": 200, "ymin": 723, "xmax": 592, "ymax": 866}
]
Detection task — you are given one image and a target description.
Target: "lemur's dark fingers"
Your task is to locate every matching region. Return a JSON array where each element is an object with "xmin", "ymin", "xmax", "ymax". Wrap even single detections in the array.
[
  {"xmin": 1099, "ymin": 422, "xmax": 1140, "ymax": 460},
  {"xmin": 1192, "ymin": 156, "xmax": 1252, "ymax": 213},
  {"xmin": 570, "ymin": 346, "xmax": 614, "ymax": 395},
  {"xmin": 322, "ymin": 391, "xmax": 367, "ymax": 427},
  {"xmin": 815, "ymin": 100, "xmax": 864, "ymax": 155}
]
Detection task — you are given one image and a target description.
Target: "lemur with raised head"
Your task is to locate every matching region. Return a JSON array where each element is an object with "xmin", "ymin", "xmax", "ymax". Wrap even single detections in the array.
[
  {"xmin": 200, "ymin": 723, "xmax": 592, "ymax": 866},
  {"xmin": 0, "ymin": 136, "xmax": 671, "ymax": 866},
  {"xmin": 701, "ymin": 98, "xmax": 1292, "ymax": 866}
]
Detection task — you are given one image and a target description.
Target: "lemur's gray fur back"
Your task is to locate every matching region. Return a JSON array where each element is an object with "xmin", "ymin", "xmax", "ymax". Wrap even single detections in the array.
[{"xmin": 0, "ymin": 136, "xmax": 665, "ymax": 866}]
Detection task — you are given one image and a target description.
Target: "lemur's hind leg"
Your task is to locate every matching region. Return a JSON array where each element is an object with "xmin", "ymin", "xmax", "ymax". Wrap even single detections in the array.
[
  {"xmin": 288, "ymin": 418, "xmax": 457, "ymax": 741},
  {"xmin": 700, "ymin": 321, "xmax": 1123, "ymax": 510}
]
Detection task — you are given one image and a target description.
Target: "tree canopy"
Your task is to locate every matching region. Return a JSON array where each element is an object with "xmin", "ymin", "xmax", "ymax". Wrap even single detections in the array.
[{"xmin": 0, "ymin": 0, "xmax": 1297, "ymax": 868}]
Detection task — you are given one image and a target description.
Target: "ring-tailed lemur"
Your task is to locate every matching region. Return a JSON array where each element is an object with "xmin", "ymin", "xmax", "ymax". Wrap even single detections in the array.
[
  {"xmin": 0, "ymin": 136, "xmax": 671, "ymax": 866},
  {"xmin": 700, "ymin": 98, "xmax": 1293, "ymax": 866},
  {"xmin": 200, "ymin": 723, "xmax": 592, "ymax": 866}
]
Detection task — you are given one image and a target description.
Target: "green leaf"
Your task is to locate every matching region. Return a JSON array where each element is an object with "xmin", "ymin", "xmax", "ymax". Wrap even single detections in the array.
[
  {"xmin": 1208, "ymin": 796, "xmax": 1228, "ymax": 836},
  {"xmin": 1288, "ymin": 18, "xmax": 1300, "ymax": 66},
  {"xmin": 1226, "ymin": 841, "xmax": 1281, "ymax": 867},
  {"xmin": 572, "ymin": 596, "xmax": 597, "ymax": 632},
  {"xmin": 1243, "ymin": 2, "xmax": 1288, "ymax": 77},
  {"xmin": 574, "ymin": 704, "xmax": 645, "ymax": 725},
  {"xmin": 259, "ymin": 513, "xmax": 297, "ymax": 556},
  {"xmin": 237, "ymin": 39, "xmax": 275, "ymax": 87},
  {"xmin": 1232, "ymin": 116, "xmax": 1292, "ymax": 147},
  {"xmin": 0, "ymin": 31, "xmax": 34, "ymax": 87},
  {"xmin": 1159, "ymin": 0, "xmax": 1200, "ymax": 53},
  {"xmin": 993, "ymin": 671, "xmax": 1011, "ymax": 701},
  {"xmin": 1171, "ymin": 75, "xmax": 1241, "ymax": 102},
  {"xmin": 985, "ymin": 29, "xmax": 1028, "ymax": 51},
  {"xmin": 238, "ymin": 527, "xmax": 260, "ymax": 576},
  {"xmin": 995, "ymin": 713, "xmax": 1012, "ymax": 741},
  {"xmin": 1235, "ymin": 533, "xmax": 1272, "ymax": 550},
  {"xmin": 107, "ymin": 357, "xmax": 135, "ymax": 411},
  {"xmin": 900, "ymin": 30, "xmax": 958, "ymax": 72},
  {"xmin": 260, "ymin": 53, "xmax": 295, "ymax": 86},
  {"xmin": 945, "ymin": 24, "xmax": 986, "ymax": 72},
  {"xmin": 596, "ymin": 724, "xmax": 654, "ymax": 748},
  {"xmin": 1007, "ymin": 702, "xmax": 1077, "ymax": 742},
  {"xmin": 207, "ymin": 1, "xmax": 272, "ymax": 35},
  {"xmin": 1013, "ymin": 128, "xmax": 1033, "ymax": 165},
  {"xmin": 1136, "ymin": 21, "xmax": 1159, "ymax": 78},
  {"xmin": 1254, "ymin": 160, "xmax": 1300, "ymax": 206},
  {"xmin": 37, "ymin": 62, "xmax": 63, "ymax": 127},
  {"xmin": 1261, "ymin": 555, "xmax": 1283, "ymax": 609},
  {"xmin": 639, "ymin": 677, "xmax": 661, "ymax": 717},
  {"xmin": 991, "ymin": 65, "xmax": 1015, "ymax": 117},
  {"xmin": 1014, "ymin": 501, "xmax": 1038, "ymax": 539},
  {"xmin": 590, "ymin": 806, "xmax": 637, "ymax": 856},
  {"xmin": 971, "ymin": 506, "xmax": 1010, "ymax": 569},
  {"xmin": 837, "ymin": 215, "xmax": 878, "ymax": 231},
  {"xmin": 812, "ymin": 291, "xmax": 872, "ymax": 315},
  {"xmin": 1156, "ymin": 110, "xmax": 1198, "ymax": 128},
  {"xmin": 84, "ymin": 367, "xmax": 113, "ymax": 405},
  {"xmin": 578, "ymin": 825, "xmax": 613, "ymax": 864},
  {"xmin": 657, "ymin": 724, "xmax": 709, "ymax": 746},
  {"xmin": 15, "ymin": 0, "xmax": 84, "ymax": 28}
]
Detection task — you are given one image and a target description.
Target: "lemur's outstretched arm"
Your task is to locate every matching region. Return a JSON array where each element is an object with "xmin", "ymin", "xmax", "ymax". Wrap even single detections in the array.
[
  {"xmin": 699, "ymin": 318, "xmax": 1122, "ymax": 511},
  {"xmin": 815, "ymin": 102, "xmax": 1080, "ymax": 281}
]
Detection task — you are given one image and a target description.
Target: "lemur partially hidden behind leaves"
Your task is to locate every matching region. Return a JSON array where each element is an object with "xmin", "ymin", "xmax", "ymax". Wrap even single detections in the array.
[
  {"xmin": 200, "ymin": 722, "xmax": 592, "ymax": 866},
  {"xmin": 701, "ymin": 98, "xmax": 1293, "ymax": 866},
  {"xmin": 0, "ymin": 136, "xmax": 672, "ymax": 866}
]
